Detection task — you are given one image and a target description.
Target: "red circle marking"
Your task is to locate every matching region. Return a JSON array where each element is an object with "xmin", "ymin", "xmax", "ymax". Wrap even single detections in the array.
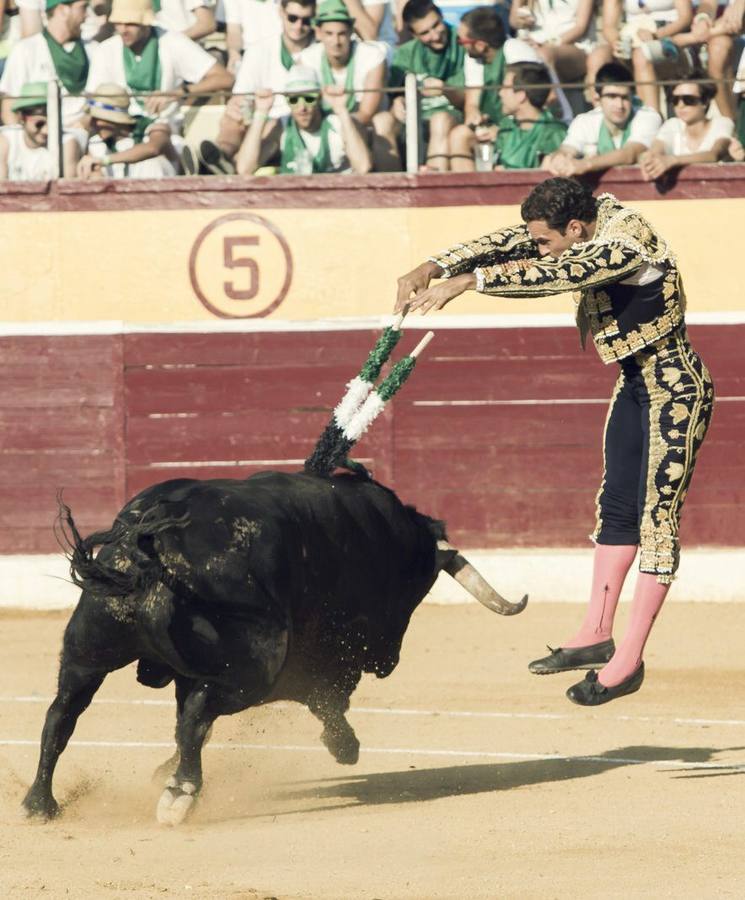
[{"xmin": 188, "ymin": 212, "xmax": 293, "ymax": 319}]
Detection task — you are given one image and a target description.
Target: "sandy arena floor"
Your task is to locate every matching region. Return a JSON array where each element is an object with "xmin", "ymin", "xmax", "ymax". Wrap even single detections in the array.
[{"xmin": 1, "ymin": 601, "xmax": 744, "ymax": 900}]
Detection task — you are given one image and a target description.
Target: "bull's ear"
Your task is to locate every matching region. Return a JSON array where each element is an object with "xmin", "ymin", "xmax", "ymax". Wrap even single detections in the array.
[{"xmin": 435, "ymin": 542, "xmax": 458, "ymax": 573}]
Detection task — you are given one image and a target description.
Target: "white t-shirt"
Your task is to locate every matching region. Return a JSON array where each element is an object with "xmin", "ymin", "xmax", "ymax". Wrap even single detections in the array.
[
  {"xmin": 87, "ymin": 129, "xmax": 177, "ymax": 178},
  {"xmin": 222, "ymin": 0, "xmax": 281, "ymax": 49},
  {"xmin": 563, "ymin": 105, "xmax": 662, "ymax": 155},
  {"xmin": 299, "ymin": 40, "xmax": 386, "ymax": 107},
  {"xmin": 87, "ymin": 28, "xmax": 215, "ymax": 130},
  {"xmin": 234, "ymin": 34, "xmax": 307, "ymax": 119},
  {"xmin": 518, "ymin": 0, "xmax": 597, "ymax": 51},
  {"xmin": 655, "ymin": 115, "xmax": 734, "ymax": 155},
  {"xmin": 0, "ymin": 123, "xmax": 81, "ymax": 180},
  {"xmin": 280, "ymin": 112, "xmax": 349, "ymax": 172},
  {"xmin": 156, "ymin": 0, "xmax": 216, "ymax": 33},
  {"xmin": 0, "ymin": 32, "xmax": 92, "ymax": 127}
]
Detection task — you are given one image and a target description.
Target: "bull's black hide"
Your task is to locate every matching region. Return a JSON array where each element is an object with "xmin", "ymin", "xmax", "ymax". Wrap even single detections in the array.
[{"xmin": 23, "ymin": 470, "xmax": 454, "ymax": 823}]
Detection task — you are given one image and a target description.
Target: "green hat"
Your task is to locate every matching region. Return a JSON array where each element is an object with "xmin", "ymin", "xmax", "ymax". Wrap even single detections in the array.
[
  {"xmin": 11, "ymin": 82, "xmax": 48, "ymax": 113},
  {"xmin": 45, "ymin": 0, "xmax": 76, "ymax": 10},
  {"xmin": 314, "ymin": 0, "xmax": 354, "ymax": 25}
]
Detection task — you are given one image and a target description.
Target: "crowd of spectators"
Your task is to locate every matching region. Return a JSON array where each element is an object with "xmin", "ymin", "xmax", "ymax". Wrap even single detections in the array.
[{"xmin": 0, "ymin": 0, "xmax": 743, "ymax": 180}]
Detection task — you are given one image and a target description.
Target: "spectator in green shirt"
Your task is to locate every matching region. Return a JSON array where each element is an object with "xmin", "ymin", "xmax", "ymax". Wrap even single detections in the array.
[
  {"xmin": 389, "ymin": 0, "xmax": 465, "ymax": 170},
  {"xmin": 450, "ymin": 62, "xmax": 566, "ymax": 171}
]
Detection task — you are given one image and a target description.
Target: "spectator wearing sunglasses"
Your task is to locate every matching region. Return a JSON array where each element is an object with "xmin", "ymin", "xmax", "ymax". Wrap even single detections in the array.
[
  {"xmin": 190, "ymin": 0, "xmax": 316, "ymax": 175},
  {"xmin": 300, "ymin": 0, "xmax": 397, "ymax": 170},
  {"xmin": 543, "ymin": 61, "xmax": 661, "ymax": 176},
  {"xmin": 235, "ymin": 64, "xmax": 371, "ymax": 174},
  {"xmin": 77, "ymin": 81, "xmax": 178, "ymax": 178},
  {"xmin": 0, "ymin": 79, "xmax": 83, "ymax": 177},
  {"xmin": 1, "ymin": 0, "xmax": 92, "ymax": 128},
  {"xmin": 639, "ymin": 78, "xmax": 733, "ymax": 181}
]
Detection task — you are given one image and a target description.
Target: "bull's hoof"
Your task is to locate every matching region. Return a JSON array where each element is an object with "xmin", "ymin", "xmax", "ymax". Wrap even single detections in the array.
[
  {"xmin": 22, "ymin": 791, "xmax": 60, "ymax": 821},
  {"xmin": 321, "ymin": 725, "xmax": 360, "ymax": 765},
  {"xmin": 156, "ymin": 777, "xmax": 198, "ymax": 826}
]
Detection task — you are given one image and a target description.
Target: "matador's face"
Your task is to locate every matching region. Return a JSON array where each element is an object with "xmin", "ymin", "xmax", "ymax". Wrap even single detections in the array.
[{"xmin": 527, "ymin": 219, "xmax": 590, "ymax": 258}]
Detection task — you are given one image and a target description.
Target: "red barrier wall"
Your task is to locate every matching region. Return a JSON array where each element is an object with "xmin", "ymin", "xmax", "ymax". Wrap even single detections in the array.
[{"xmin": 2, "ymin": 323, "xmax": 741, "ymax": 554}]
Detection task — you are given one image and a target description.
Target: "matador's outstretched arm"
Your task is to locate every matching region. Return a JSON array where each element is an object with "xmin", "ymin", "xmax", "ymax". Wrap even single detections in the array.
[
  {"xmin": 474, "ymin": 240, "xmax": 645, "ymax": 297},
  {"xmin": 429, "ymin": 224, "xmax": 536, "ymax": 276}
]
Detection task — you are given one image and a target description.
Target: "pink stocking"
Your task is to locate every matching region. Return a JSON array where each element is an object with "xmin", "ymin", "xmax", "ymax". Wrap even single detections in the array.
[
  {"xmin": 564, "ymin": 544, "xmax": 638, "ymax": 648},
  {"xmin": 598, "ymin": 573, "xmax": 670, "ymax": 687}
]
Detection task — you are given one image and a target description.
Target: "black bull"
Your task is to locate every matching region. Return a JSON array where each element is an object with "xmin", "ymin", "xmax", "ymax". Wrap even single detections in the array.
[{"xmin": 23, "ymin": 470, "xmax": 526, "ymax": 825}]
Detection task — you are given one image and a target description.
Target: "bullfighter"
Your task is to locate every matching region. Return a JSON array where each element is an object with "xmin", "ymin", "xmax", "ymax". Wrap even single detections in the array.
[{"xmin": 395, "ymin": 176, "xmax": 714, "ymax": 706}]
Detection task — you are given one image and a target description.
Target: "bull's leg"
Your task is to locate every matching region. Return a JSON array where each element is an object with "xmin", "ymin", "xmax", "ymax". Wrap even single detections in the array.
[
  {"xmin": 156, "ymin": 679, "xmax": 216, "ymax": 826},
  {"xmin": 22, "ymin": 663, "xmax": 106, "ymax": 819},
  {"xmin": 308, "ymin": 687, "xmax": 360, "ymax": 766}
]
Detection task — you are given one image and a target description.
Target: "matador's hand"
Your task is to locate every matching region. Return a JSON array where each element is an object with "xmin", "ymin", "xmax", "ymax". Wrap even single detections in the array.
[
  {"xmin": 395, "ymin": 260, "xmax": 444, "ymax": 313},
  {"xmin": 405, "ymin": 273, "xmax": 476, "ymax": 315}
]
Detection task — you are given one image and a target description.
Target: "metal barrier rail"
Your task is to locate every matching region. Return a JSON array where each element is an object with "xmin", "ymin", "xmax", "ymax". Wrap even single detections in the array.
[{"xmin": 2, "ymin": 70, "xmax": 741, "ymax": 179}]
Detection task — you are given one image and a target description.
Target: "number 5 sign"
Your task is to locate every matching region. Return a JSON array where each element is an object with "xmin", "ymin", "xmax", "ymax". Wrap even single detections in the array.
[{"xmin": 189, "ymin": 212, "xmax": 293, "ymax": 318}]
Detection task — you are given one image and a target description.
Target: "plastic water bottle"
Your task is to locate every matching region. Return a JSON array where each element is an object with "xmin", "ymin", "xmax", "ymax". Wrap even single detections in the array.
[{"xmin": 474, "ymin": 140, "xmax": 494, "ymax": 172}]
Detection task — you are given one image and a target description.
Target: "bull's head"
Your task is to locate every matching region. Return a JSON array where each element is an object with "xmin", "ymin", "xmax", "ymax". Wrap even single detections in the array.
[{"xmin": 436, "ymin": 541, "xmax": 528, "ymax": 616}]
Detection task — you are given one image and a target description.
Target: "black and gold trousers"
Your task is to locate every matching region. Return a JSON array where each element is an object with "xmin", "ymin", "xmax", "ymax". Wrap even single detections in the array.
[{"xmin": 592, "ymin": 328, "xmax": 715, "ymax": 584}]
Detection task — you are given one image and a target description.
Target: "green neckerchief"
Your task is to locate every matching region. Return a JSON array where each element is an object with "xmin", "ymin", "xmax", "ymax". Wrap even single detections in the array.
[
  {"xmin": 495, "ymin": 108, "xmax": 567, "ymax": 169},
  {"xmin": 152, "ymin": 0, "xmax": 161, "ymax": 9},
  {"xmin": 597, "ymin": 114, "xmax": 633, "ymax": 154},
  {"xmin": 132, "ymin": 114, "xmax": 155, "ymax": 144},
  {"xmin": 391, "ymin": 23, "xmax": 464, "ymax": 86},
  {"xmin": 42, "ymin": 29, "xmax": 89, "ymax": 95},
  {"xmin": 122, "ymin": 32, "xmax": 162, "ymax": 94},
  {"xmin": 280, "ymin": 39, "xmax": 294, "ymax": 71},
  {"xmin": 280, "ymin": 115, "xmax": 333, "ymax": 173},
  {"xmin": 479, "ymin": 48, "xmax": 505, "ymax": 124},
  {"xmin": 320, "ymin": 48, "xmax": 356, "ymax": 112}
]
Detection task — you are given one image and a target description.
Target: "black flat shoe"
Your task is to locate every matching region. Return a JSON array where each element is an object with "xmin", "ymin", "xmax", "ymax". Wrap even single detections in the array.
[
  {"xmin": 566, "ymin": 662, "xmax": 645, "ymax": 706},
  {"xmin": 528, "ymin": 639, "xmax": 615, "ymax": 675}
]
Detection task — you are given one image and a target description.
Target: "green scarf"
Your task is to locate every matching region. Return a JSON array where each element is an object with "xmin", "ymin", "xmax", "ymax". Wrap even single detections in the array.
[
  {"xmin": 280, "ymin": 116, "xmax": 333, "ymax": 173},
  {"xmin": 42, "ymin": 29, "xmax": 89, "ymax": 94},
  {"xmin": 479, "ymin": 49, "xmax": 505, "ymax": 124},
  {"xmin": 280, "ymin": 39, "xmax": 294, "ymax": 71},
  {"xmin": 152, "ymin": 0, "xmax": 161, "ymax": 9},
  {"xmin": 320, "ymin": 48, "xmax": 356, "ymax": 112},
  {"xmin": 495, "ymin": 109, "xmax": 567, "ymax": 169},
  {"xmin": 122, "ymin": 32, "xmax": 162, "ymax": 94},
  {"xmin": 597, "ymin": 115, "xmax": 633, "ymax": 154}
]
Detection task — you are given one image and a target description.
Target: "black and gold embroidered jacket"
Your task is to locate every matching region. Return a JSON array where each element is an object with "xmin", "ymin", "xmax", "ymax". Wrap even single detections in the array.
[{"xmin": 430, "ymin": 193, "xmax": 686, "ymax": 364}]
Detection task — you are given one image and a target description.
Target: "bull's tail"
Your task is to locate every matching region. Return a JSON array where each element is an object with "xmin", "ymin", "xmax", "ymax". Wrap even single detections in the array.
[{"xmin": 57, "ymin": 496, "xmax": 188, "ymax": 598}]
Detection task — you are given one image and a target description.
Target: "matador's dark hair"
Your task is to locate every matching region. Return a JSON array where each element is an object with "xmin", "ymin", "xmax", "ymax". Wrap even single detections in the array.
[{"xmin": 520, "ymin": 178, "xmax": 598, "ymax": 231}]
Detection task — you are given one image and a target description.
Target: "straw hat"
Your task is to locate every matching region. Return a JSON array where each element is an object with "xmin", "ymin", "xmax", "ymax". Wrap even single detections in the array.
[
  {"xmin": 109, "ymin": 0, "xmax": 156, "ymax": 26},
  {"xmin": 87, "ymin": 84, "xmax": 137, "ymax": 125}
]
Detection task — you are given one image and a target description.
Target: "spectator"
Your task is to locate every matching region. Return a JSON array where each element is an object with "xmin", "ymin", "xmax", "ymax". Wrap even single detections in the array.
[
  {"xmin": 188, "ymin": 0, "xmax": 316, "ymax": 175},
  {"xmin": 1, "ymin": 2, "xmax": 22, "ymax": 79},
  {"xmin": 544, "ymin": 61, "xmax": 661, "ymax": 176},
  {"xmin": 223, "ymin": 0, "xmax": 282, "ymax": 75},
  {"xmin": 14, "ymin": 0, "xmax": 113, "ymax": 42},
  {"xmin": 508, "ymin": 0, "xmax": 597, "ymax": 104},
  {"xmin": 639, "ymin": 77, "xmax": 733, "ymax": 180},
  {"xmin": 300, "ymin": 0, "xmax": 398, "ymax": 170},
  {"xmin": 235, "ymin": 65, "xmax": 372, "ymax": 174},
  {"xmin": 0, "ymin": 0, "xmax": 91, "ymax": 128},
  {"xmin": 389, "ymin": 0, "xmax": 466, "ymax": 171},
  {"xmin": 87, "ymin": 0, "xmax": 233, "ymax": 135},
  {"xmin": 155, "ymin": 0, "xmax": 217, "ymax": 43},
  {"xmin": 450, "ymin": 61, "xmax": 566, "ymax": 171},
  {"xmin": 669, "ymin": 1, "xmax": 737, "ymax": 120},
  {"xmin": 78, "ymin": 80, "xmax": 178, "ymax": 176},
  {"xmin": 0, "ymin": 79, "xmax": 82, "ymax": 176},
  {"xmin": 600, "ymin": 0, "xmax": 694, "ymax": 113}
]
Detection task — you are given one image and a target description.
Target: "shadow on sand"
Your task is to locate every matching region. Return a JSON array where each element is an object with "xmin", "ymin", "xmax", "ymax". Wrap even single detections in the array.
[{"xmin": 242, "ymin": 744, "xmax": 738, "ymax": 818}]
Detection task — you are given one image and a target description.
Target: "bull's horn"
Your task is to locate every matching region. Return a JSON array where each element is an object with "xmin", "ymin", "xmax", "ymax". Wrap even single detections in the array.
[{"xmin": 438, "ymin": 541, "xmax": 528, "ymax": 616}]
